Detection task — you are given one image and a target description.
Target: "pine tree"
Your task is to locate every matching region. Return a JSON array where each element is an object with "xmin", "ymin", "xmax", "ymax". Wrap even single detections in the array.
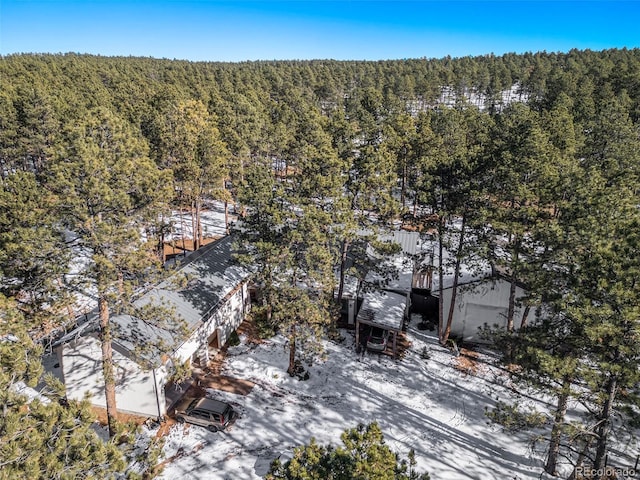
[
  {"xmin": 46, "ymin": 107, "xmax": 172, "ymax": 437},
  {"xmin": 12, "ymin": 83, "xmax": 60, "ymax": 174},
  {"xmin": 161, "ymin": 99, "xmax": 230, "ymax": 250},
  {"xmin": 412, "ymin": 105, "xmax": 491, "ymax": 344},
  {"xmin": 236, "ymin": 98, "xmax": 339, "ymax": 376},
  {"xmin": 563, "ymin": 95, "xmax": 640, "ymax": 472},
  {"xmin": 0, "ymin": 170, "xmax": 73, "ymax": 336},
  {"xmin": 384, "ymin": 109, "xmax": 415, "ymax": 211},
  {"xmin": 267, "ymin": 422, "xmax": 430, "ymax": 480},
  {"xmin": 484, "ymin": 103, "xmax": 560, "ymax": 334},
  {"xmin": 0, "ymin": 294, "xmax": 126, "ymax": 479},
  {"xmin": 505, "ymin": 94, "xmax": 640, "ymax": 476},
  {"xmin": 329, "ymin": 89, "xmax": 402, "ymax": 308},
  {"xmin": 0, "ymin": 90, "xmax": 19, "ymax": 179}
]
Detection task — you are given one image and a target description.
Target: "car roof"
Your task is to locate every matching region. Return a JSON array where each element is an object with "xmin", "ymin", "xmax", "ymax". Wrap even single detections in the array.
[{"xmin": 194, "ymin": 397, "xmax": 231, "ymax": 414}]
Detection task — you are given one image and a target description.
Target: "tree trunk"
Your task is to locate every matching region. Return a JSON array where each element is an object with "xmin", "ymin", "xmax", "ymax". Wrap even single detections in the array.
[
  {"xmin": 568, "ymin": 437, "xmax": 593, "ymax": 480},
  {"xmin": 593, "ymin": 375, "xmax": 618, "ymax": 471},
  {"xmin": 441, "ymin": 214, "xmax": 466, "ymax": 344},
  {"xmin": 98, "ymin": 296, "xmax": 118, "ymax": 438},
  {"xmin": 195, "ymin": 198, "xmax": 203, "ymax": 251},
  {"xmin": 287, "ymin": 324, "xmax": 296, "ymax": 376},
  {"xmin": 506, "ymin": 241, "xmax": 520, "ymax": 332},
  {"xmin": 158, "ymin": 218, "xmax": 166, "ymax": 263},
  {"xmin": 519, "ymin": 304, "xmax": 531, "ymax": 330},
  {"xmin": 224, "ymin": 200, "xmax": 230, "ymax": 235},
  {"xmin": 545, "ymin": 376, "xmax": 571, "ymax": 476},
  {"xmin": 180, "ymin": 205, "xmax": 187, "ymax": 254},
  {"xmin": 336, "ymin": 239, "xmax": 350, "ymax": 305},
  {"xmin": 437, "ymin": 218, "xmax": 445, "ymax": 339},
  {"xmin": 190, "ymin": 200, "xmax": 197, "ymax": 251},
  {"xmin": 117, "ymin": 272, "xmax": 125, "ymax": 297},
  {"xmin": 507, "ymin": 278, "xmax": 517, "ymax": 333},
  {"xmin": 198, "ymin": 200, "xmax": 204, "ymax": 248},
  {"xmin": 160, "ymin": 230, "xmax": 166, "ymax": 264},
  {"xmin": 400, "ymin": 164, "xmax": 407, "ymax": 209}
]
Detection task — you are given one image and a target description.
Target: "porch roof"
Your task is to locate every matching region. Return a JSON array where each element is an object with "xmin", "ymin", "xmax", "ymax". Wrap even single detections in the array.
[{"xmin": 356, "ymin": 290, "xmax": 406, "ymax": 332}]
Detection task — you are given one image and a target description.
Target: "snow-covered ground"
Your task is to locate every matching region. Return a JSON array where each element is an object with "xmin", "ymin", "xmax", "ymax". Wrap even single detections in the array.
[
  {"xmin": 46, "ymin": 203, "xmax": 637, "ymax": 479},
  {"xmin": 167, "ymin": 201, "xmax": 234, "ymax": 243},
  {"xmin": 156, "ymin": 319, "xmax": 553, "ymax": 480}
]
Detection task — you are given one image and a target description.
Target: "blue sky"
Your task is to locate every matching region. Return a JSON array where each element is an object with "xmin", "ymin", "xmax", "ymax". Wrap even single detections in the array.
[{"xmin": 1, "ymin": 1, "xmax": 639, "ymax": 62}]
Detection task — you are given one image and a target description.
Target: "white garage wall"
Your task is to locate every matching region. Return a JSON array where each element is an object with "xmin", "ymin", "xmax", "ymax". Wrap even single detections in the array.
[
  {"xmin": 60, "ymin": 282, "xmax": 249, "ymax": 418},
  {"xmin": 61, "ymin": 334, "xmax": 163, "ymax": 418},
  {"xmin": 441, "ymin": 278, "xmax": 526, "ymax": 342},
  {"xmin": 174, "ymin": 283, "xmax": 248, "ymax": 363}
]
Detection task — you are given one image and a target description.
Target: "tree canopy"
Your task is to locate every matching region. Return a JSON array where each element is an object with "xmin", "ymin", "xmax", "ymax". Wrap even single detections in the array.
[
  {"xmin": 2, "ymin": 47, "xmax": 640, "ymax": 477},
  {"xmin": 267, "ymin": 422, "xmax": 430, "ymax": 480}
]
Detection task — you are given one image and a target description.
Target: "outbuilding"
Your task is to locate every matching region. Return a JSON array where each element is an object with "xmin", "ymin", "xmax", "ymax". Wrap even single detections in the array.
[
  {"xmin": 437, "ymin": 274, "xmax": 534, "ymax": 343},
  {"xmin": 355, "ymin": 289, "xmax": 409, "ymax": 358}
]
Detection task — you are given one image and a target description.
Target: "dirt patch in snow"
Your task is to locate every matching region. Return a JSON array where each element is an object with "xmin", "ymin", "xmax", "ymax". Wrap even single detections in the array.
[
  {"xmin": 190, "ymin": 315, "xmax": 261, "ymax": 395},
  {"xmin": 91, "ymin": 406, "xmax": 149, "ymax": 427},
  {"xmin": 234, "ymin": 314, "xmax": 264, "ymax": 346},
  {"xmin": 395, "ymin": 331, "xmax": 412, "ymax": 358},
  {"xmin": 192, "ymin": 372, "xmax": 255, "ymax": 396},
  {"xmin": 454, "ymin": 347, "xmax": 483, "ymax": 376},
  {"xmin": 163, "ymin": 236, "xmax": 221, "ymax": 260}
]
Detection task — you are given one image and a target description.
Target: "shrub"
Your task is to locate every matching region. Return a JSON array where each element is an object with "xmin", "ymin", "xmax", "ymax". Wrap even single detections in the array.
[
  {"xmin": 267, "ymin": 422, "xmax": 430, "ymax": 480},
  {"xmin": 485, "ymin": 401, "xmax": 549, "ymax": 433}
]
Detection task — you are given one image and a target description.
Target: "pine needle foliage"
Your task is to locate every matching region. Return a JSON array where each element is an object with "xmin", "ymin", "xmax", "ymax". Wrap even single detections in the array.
[
  {"xmin": 0, "ymin": 295, "xmax": 125, "ymax": 479},
  {"xmin": 267, "ymin": 422, "xmax": 430, "ymax": 480}
]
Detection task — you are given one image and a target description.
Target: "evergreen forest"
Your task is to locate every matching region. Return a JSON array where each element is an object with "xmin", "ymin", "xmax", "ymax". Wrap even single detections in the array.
[{"xmin": 1, "ymin": 49, "xmax": 640, "ymax": 478}]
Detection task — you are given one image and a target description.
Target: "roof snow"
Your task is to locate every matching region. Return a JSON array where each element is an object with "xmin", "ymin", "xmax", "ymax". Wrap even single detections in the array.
[
  {"xmin": 10, "ymin": 381, "xmax": 51, "ymax": 405},
  {"xmin": 357, "ymin": 290, "xmax": 407, "ymax": 331},
  {"xmin": 57, "ymin": 235, "xmax": 250, "ymax": 359}
]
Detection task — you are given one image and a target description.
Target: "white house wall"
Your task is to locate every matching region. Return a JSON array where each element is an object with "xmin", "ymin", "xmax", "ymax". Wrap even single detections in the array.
[
  {"xmin": 440, "ymin": 279, "xmax": 527, "ymax": 343},
  {"xmin": 216, "ymin": 283, "xmax": 248, "ymax": 345},
  {"xmin": 60, "ymin": 334, "xmax": 164, "ymax": 418},
  {"xmin": 174, "ymin": 282, "xmax": 248, "ymax": 364}
]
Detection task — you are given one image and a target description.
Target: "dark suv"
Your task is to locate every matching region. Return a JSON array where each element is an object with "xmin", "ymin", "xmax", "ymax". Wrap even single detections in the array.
[{"xmin": 174, "ymin": 397, "xmax": 238, "ymax": 432}]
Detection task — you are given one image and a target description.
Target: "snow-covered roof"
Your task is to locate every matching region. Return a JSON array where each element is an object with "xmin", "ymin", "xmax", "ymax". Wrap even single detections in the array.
[
  {"xmin": 10, "ymin": 381, "xmax": 51, "ymax": 405},
  {"xmin": 53, "ymin": 318, "xmax": 98, "ymax": 347},
  {"xmin": 129, "ymin": 235, "xmax": 247, "ymax": 331},
  {"xmin": 115, "ymin": 235, "xmax": 248, "ymax": 354},
  {"xmin": 361, "ymin": 230, "xmax": 429, "ymax": 294},
  {"xmin": 356, "ymin": 290, "xmax": 406, "ymax": 331},
  {"xmin": 431, "ymin": 257, "xmax": 491, "ymax": 293},
  {"xmin": 58, "ymin": 235, "xmax": 250, "ymax": 358},
  {"xmin": 340, "ymin": 225, "xmax": 495, "ymax": 295},
  {"xmin": 390, "ymin": 230, "xmax": 420, "ymax": 256},
  {"xmin": 364, "ymin": 253, "xmax": 414, "ymax": 293}
]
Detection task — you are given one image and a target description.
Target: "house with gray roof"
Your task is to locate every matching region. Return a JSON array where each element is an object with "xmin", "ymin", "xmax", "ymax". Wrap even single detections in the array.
[{"xmin": 55, "ymin": 235, "xmax": 251, "ymax": 418}]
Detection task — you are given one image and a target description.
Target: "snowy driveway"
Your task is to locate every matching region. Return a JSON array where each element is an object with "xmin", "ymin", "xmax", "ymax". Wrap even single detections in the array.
[{"xmin": 158, "ymin": 323, "xmax": 547, "ymax": 480}]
